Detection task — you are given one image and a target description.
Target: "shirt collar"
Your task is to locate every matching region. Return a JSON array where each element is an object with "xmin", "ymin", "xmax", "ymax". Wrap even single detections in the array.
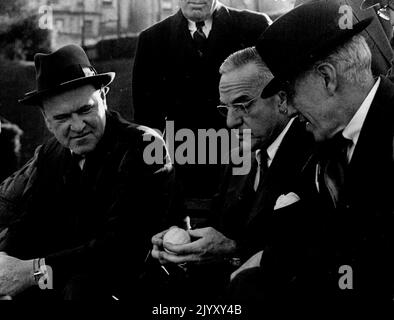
[
  {"xmin": 342, "ymin": 77, "xmax": 380, "ymax": 146},
  {"xmin": 266, "ymin": 117, "xmax": 295, "ymax": 166},
  {"xmin": 187, "ymin": 17, "xmax": 213, "ymax": 37}
]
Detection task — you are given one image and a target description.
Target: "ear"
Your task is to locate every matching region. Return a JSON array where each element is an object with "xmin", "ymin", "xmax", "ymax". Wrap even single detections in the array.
[
  {"xmin": 276, "ymin": 90, "xmax": 297, "ymax": 117},
  {"xmin": 41, "ymin": 109, "xmax": 54, "ymax": 134},
  {"xmin": 99, "ymin": 87, "xmax": 109, "ymax": 109},
  {"xmin": 315, "ymin": 62, "xmax": 337, "ymax": 95}
]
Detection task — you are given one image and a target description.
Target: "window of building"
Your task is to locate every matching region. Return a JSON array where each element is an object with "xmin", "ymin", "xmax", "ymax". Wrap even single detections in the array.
[
  {"xmin": 161, "ymin": 0, "xmax": 173, "ymax": 10},
  {"xmin": 83, "ymin": 20, "xmax": 94, "ymax": 36},
  {"xmin": 102, "ymin": 0, "xmax": 113, "ymax": 6},
  {"xmin": 55, "ymin": 18, "xmax": 64, "ymax": 32}
]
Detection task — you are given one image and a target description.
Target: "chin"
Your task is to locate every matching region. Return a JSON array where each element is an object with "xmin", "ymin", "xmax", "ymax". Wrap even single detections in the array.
[
  {"xmin": 72, "ymin": 143, "xmax": 96, "ymax": 156},
  {"xmin": 312, "ymin": 131, "xmax": 329, "ymax": 142}
]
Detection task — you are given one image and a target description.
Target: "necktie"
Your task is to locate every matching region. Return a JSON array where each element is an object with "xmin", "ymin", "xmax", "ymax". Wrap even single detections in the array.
[
  {"xmin": 254, "ymin": 149, "xmax": 268, "ymax": 191},
  {"xmin": 193, "ymin": 21, "xmax": 206, "ymax": 57},
  {"xmin": 317, "ymin": 133, "xmax": 351, "ymax": 208}
]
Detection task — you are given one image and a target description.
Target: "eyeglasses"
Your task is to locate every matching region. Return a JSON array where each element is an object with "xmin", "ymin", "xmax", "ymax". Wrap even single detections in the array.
[{"xmin": 217, "ymin": 96, "xmax": 259, "ymax": 118}]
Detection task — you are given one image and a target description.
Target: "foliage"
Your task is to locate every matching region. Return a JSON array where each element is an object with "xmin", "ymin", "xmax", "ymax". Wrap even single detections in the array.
[{"xmin": 0, "ymin": 13, "xmax": 51, "ymax": 61}]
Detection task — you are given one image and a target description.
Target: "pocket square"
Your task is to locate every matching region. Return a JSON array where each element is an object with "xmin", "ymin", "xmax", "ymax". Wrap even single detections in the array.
[{"xmin": 274, "ymin": 192, "xmax": 300, "ymax": 210}]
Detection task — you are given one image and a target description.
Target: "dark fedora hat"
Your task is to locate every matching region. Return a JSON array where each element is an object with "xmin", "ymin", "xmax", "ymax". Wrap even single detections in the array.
[
  {"xmin": 19, "ymin": 44, "xmax": 115, "ymax": 105},
  {"xmin": 256, "ymin": 0, "xmax": 372, "ymax": 98}
]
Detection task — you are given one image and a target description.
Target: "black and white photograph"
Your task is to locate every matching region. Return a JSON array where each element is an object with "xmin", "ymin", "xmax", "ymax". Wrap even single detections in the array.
[{"xmin": 0, "ymin": 0, "xmax": 394, "ymax": 317}]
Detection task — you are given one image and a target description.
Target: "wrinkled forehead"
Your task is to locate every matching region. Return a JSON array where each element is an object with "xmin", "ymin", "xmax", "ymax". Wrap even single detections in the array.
[{"xmin": 219, "ymin": 66, "xmax": 262, "ymax": 101}]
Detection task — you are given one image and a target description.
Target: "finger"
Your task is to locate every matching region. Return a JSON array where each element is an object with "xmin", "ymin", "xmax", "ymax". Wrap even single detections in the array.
[
  {"xmin": 0, "ymin": 252, "xmax": 7, "ymax": 255},
  {"xmin": 152, "ymin": 245, "xmax": 170, "ymax": 264},
  {"xmin": 151, "ymin": 229, "xmax": 168, "ymax": 245},
  {"xmin": 163, "ymin": 238, "xmax": 205, "ymax": 255},
  {"xmin": 187, "ymin": 227, "xmax": 210, "ymax": 238},
  {"xmin": 151, "ymin": 246, "xmax": 160, "ymax": 260},
  {"xmin": 0, "ymin": 295, "xmax": 12, "ymax": 300},
  {"xmin": 159, "ymin": 251, "xmax": 201, "ymax": 264},
  {"xmin": 152, "ymin": 236, "xmax": 163, "ymax": 247}
]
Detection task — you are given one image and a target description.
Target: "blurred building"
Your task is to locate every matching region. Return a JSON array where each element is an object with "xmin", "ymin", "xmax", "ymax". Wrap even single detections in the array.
[{"xmin": 156, "ymin": 0, "xmax": 295, "ymax": 21}]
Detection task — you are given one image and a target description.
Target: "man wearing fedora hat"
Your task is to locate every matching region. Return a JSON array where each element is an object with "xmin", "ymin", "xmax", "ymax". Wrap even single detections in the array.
[
  {"xmin": 230, "ymin": 0, "xmax": 394, "ymax": 303},
  {"xmin": 0, "ymin": 44, "xmax": 174, "ymax": 300}
]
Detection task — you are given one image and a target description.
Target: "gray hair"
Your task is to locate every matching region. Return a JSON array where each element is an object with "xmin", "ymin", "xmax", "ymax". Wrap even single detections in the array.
[
  {"xmin": 219, "ymin": 47, "xmax": 273, "ymax": 89},
  {"xmin": 311, "ymin": 34, "xmax": 373, "ymax": 89}
]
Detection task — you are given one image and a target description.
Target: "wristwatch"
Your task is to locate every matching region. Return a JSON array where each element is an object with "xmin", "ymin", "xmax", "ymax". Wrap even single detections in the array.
[{"xmin": 33, "ymin": 258, "xmax": 46, "ymax": 284}]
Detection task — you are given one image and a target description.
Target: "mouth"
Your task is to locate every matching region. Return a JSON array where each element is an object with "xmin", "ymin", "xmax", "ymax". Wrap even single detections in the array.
[
  {"xmin": 71, "ymin": 132, "xmax": 91, "ymax": 140},
  {"xmin": 188, "ymin": 2, "xmax": 206, "ymax": 7}
]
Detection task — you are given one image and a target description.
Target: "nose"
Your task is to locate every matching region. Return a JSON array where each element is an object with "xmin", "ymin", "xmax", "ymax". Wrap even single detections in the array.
[
  {"xmin": 70, "ymin": 114, "xmax": 85, "ymax": 132},
  {"xmin": 226, "ymin": 107, "xmax": 242, "ymax": 129}
]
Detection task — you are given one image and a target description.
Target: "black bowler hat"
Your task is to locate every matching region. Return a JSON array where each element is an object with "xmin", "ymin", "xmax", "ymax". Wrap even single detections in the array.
[
  {"xmin": 19, "ymin": 44, "xmax": 115, "ymax": 105},
  {"xmin": 256, "ymin": 0, "xmax": 372, "ymax": 98}
]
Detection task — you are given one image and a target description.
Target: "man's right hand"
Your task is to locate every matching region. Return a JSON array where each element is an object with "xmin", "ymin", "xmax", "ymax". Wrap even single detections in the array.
[{"xmin": 151, "ymin": 228, "xmax": 171, "ymax": 264}]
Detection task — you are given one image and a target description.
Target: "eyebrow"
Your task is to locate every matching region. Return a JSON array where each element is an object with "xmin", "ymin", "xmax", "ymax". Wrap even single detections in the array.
[
  {"xmin": 52, "ymin": 103, "xmax": 93, "ymax": 120},
  {"xmin": 232, "ymin": 95, "xmax": 252, "ymax": 104}
]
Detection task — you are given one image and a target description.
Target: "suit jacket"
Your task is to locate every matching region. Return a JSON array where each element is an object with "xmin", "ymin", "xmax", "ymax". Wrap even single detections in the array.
[
  {"xmin": 132, "ymin": 3, "xmax": 271, "ymax": 199},
  {"xmin": 132, "ymin": 3, "xmax": 271, "ymax": 132},
  {"xmin": 0, "ymin": 111, "xmax": 174, "ymax": 300},
  {"xmin": 259, "ymin": 77, "xmax": 394, "ymax": 303},
  {"xmin": 295, "ymin": 0, "xmax": 393, "ymax": 77},
  {"xmin": 212, "ymin": 118, "xmax": 314, "ymax": 261}
]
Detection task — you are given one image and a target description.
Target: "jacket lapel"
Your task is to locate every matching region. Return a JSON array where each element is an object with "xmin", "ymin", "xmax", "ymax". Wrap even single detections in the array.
[
  {"xmin": 204, "ymin": 5, "xmax": 243, "ymax": 62},
  {"xmin": 169, "ymin": 10, "xmax": 200, "ymax": 67},
  {"xmin": 347, "ymin": 77, "xmax": 394, "ymax": 201},
  {"xmin": 246, "ymin": 120, "xmax": 307, "ymax": 225}
]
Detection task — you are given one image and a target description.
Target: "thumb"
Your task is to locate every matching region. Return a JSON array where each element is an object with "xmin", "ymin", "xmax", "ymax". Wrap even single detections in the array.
[
  {"xmin": 0, "ymin": 252, "xmax": 7, "ymax": 256},
  {"xmin": 187, "ymin": 228, "xmax": 206, "ymax": 238}
]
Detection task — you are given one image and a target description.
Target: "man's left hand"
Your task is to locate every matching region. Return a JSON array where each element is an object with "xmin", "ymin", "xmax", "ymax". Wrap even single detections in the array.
[
  {"xmin": 0, "ymin": 252, "xmax": 35, "ymax": 297},
  {"xmin": 160, "ymin": 227, "xmax": 237, "ymax": 264}
]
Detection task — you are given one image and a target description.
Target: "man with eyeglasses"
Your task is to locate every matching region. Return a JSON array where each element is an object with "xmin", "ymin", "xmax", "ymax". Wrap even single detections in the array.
[
  {"xmin": 150, "ymin": 47, "xmax": 314, "ymax": 301},
  {"xmin": 0, "ymin": 45, "xmax": 174, "ymax": 300}
]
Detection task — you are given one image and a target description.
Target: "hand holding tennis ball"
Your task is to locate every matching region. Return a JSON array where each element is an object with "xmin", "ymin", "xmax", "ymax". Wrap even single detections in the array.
[{"xmin": 163, "ymin": 227, "xmax": 191, "ymax": 254}]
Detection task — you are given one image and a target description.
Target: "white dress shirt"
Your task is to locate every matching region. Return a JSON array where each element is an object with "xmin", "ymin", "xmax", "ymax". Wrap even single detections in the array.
[
  {"xmin": 342, "ymin": 77, "xmax": 380, "ymax": 162},
  {"xmin": 314, "ymin": 77, "xmax": 380, "ymax": 191},
  {"xmin": 187, "ymin": 17, "xmax": 213, "ymax": 38},
  {"xmin": 254, "ymin": 117, "xmax": 295, "ymax": 190}
]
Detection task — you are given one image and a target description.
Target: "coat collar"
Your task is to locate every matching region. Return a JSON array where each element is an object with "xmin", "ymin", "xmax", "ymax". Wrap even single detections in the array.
[
  {"xmin": 246, "ymin": 118, "xmax": 314, "ymax": 225},
  {"xmin": 169, "ymin": 4, "xmax": 235, "ymax": 62},
  {"xmin": 347, "ymin": 76, "xmax": 394, "ymax": 184}
]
